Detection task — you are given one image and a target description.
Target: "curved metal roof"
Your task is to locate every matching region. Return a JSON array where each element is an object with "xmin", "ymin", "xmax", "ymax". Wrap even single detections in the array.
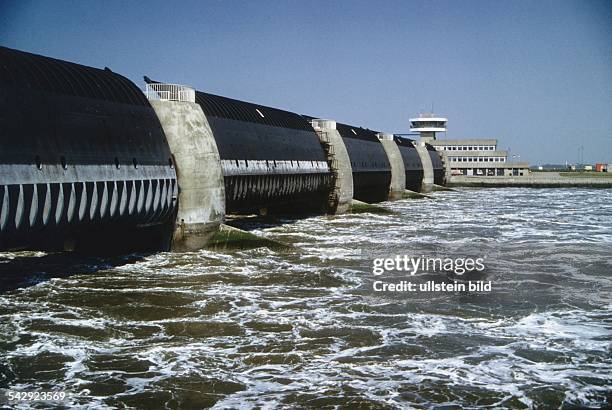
[
  {"xmin": 144, "ymin": 78, "xmax": 312, "ymax": 131},
  {"xmin": 335, "ymin": 122, "xmax": 380, "ymax": 142},
  {"xmin": 394, "ymin": 136, "xmax": 417, "ymax": 147},
  {"xmin": 0, "ymin": 46, "xmax": 148, "ymax": 106},
  {"xmin": 194, "ymin": 91, "xmax": 313, "ymax": 131}
]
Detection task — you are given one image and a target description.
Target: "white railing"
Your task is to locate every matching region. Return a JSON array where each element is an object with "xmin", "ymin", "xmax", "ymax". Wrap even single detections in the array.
[
  {"xmin": 376, "ymin": 132, "xmax": 394, "ymax": 141},
  {"xmin": 144, "ymin": 83, "xmax": 195, "ymax": 103},
  {"xmin": 310, "ymin": 119, "xmax": 337, "ymax": 131}
]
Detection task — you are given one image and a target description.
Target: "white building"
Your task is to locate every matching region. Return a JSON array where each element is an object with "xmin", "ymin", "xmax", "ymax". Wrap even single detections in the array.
[
  {"xmin": 429, "ymin": 139, "xmax": 530, "ymax": 177},
  {"xmin": 408, "ymin": 113, "xmax": 529, "ymax": 177}
]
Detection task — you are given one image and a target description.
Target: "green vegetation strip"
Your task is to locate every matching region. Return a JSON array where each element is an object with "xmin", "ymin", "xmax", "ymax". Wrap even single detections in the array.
[
  {"xmin": 350, "ymin": 200, "xmax": 395, "ymax": 214},
  {"xmin": 402, "ymin": 190, "xmax": 434, "ymax": 199},
  {"xmin": 206, "ymin": 224, "xmax": 293, "ymax": 251}
]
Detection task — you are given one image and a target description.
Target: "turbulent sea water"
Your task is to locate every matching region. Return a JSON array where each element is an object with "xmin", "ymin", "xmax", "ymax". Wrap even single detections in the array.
[{"xmin": 0, "ymin": 188, "xmax": 611, "ymax": 409}]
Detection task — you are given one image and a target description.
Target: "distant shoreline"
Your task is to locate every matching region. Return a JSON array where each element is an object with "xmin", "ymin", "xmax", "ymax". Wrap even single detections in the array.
[{"xmin": 449, "ymin": 171, "xmax": 612, "ymax": 188}]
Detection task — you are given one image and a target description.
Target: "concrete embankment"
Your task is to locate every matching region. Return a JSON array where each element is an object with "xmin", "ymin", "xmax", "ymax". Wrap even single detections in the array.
[{"xmin": 449, "ymin": 172, "xmax": 612, "ymax": 188}]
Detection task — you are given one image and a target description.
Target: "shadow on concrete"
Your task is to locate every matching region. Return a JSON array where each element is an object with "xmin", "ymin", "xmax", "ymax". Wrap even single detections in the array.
[{"xmin": 0, "ymin": 252, "xmax": 148, "ymax": 293}]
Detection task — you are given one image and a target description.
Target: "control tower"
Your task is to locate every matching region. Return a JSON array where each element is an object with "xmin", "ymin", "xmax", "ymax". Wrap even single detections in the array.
[{"xmin": 409, "ymin": 113, "xmax": 447, "ymax": 143}]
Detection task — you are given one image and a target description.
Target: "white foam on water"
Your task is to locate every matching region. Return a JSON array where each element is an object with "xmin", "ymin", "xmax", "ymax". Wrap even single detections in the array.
[{"xmin": 1, "ymin": 188, "xmax": 611, "ymax": 408}]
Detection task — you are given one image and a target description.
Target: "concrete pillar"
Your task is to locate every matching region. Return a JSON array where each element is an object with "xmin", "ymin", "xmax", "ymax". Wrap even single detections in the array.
[
  {"xmin": 441, "ymin": 152, "xmax": 452, "ymax": 185},
  {"xmin": 310, "ymin": 119, "xmax": 353, "ymax": 214},
  {"xmin": 150, "ymin": 100, "xmax": 226, "ymax": 251},
  {"xmin": 415, "ymin": 141, "xmax": 434, "ymax": 192},
  {"xmin": 377, "ymin": 133, "xmax": 406, "ymax": 200}
]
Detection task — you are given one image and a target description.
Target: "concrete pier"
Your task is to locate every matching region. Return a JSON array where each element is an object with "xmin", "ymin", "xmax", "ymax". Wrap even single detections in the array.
[
  {"xmin": 378, "ymin": 133, "xmax": 406, "ymax": 200},
  {"xmin": 441, "ymin": 152, "xmax": 452, "ymax": 185},
  {"xmin": 415, "ymin": 142, "xmax": 434, "ymax": 192},
  {"xmin": 149, "ymin": 98, "xmax": 226, "ymax": 251},
  {"xmin": 311, "ymin": 119, "xmax": 354, "ymax": 214}
]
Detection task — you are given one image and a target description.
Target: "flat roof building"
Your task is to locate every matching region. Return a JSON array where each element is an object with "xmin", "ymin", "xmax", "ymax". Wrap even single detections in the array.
[
  {"xmin": 407, "ymin": 112, "xmax": 529, "ymax": 178},
  {"xmin": 428, "ymin": 138, "xmax": 530, "ymax": 177}
]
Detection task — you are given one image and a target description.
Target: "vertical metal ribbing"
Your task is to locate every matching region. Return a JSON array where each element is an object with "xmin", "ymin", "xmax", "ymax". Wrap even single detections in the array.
[
  {"xmin": 0, "ymin": 186, "xmax": 7, "ymax": 232},
  {"xmin": 136, "ymin": 180, "xmax": 145, "ymax": 216},
  {"xmin": 14, "ymin": 185, "xmax": 24, "ymax": 230},
  {"xmin": 77, "ymin": 182, "xmax": 87, "ymax": 222},
  {"xmin": 67, "ymin": 183, "xmax": 76, "ymax": 223},
  {"xmin": 118, "ymin": 180, "xmax": 127, "ymax": 217},
  {"xmin": 28, "ymin": 184, "xmax": 39, "ymax": 228},
  {"xmin": 142, "ymin": 179, "xmax": 152, "ymax": 216},
  {"xmin": 273, "ymin": 175, "xmax": 279, "ymax": 196},
  {"xmin": 234, "ymin": 176, "xmax": 240, "ymax": 201},
  {"xmin": 152, "ymin": 179, "xmax": 164, "ymax": 221},
  {"xmin": 147, "ymin": 179, "xmax": 161, "ymax": 223},
  {"xmin": 236, "ymin": 176, "xmax": 243, "ymax": 201},
  {"xmin": 163, "ymin": 179, "xmax": 171, "ymax": 219},
  {"xmin": 159, "ymin": 179, "xmax": 168, "ymax": 216},
  {"xmin": 163, "ymin": 179, "xmax": 173, "ymax": 219},
  {"xmin": 88, "ymin": 182, "xmax": 98, "ymax": 221},
  {"xmin": 55, "ymin": 183, "xmax": 64, "ymax": 225},
  {"xmin": 131, "ymin": 180, "xmax": 140, "ymax": 216},
  {"xmin": 153, "ymin": 179, "xmax": 161, "ymax": 214},
  {"xmin": 235, "ymin": 175, "xmax": 244, "ymax": 201},
  {"xmin": 57, "ymin": 182, "xmax": 72, "ymax": 225},
  {"xmin": 5, "ymin": 186, "xmax": 19, "ymax": 232},
  {"xmin": 109, "ymin": 181, "xmax": 118, "ymax": 219},
  {"xmin": 164, "ymin": 179, "xmax": 172, "ymax": 212},
  {"xmin": 99, "ymin": 181, "xmax": 109, "ymax": 219},
  {"xmin": 128, "ymin": 180, "xmax": 137, "ymax": 216}
]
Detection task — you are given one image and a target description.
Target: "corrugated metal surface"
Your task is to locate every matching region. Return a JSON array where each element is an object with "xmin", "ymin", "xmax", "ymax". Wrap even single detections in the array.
[
  {"xmin": 0, "ymin": 47, "xmax": 177, "ymax": 251},
  {"xmin": 196, "ymin": 92, "xmax": 313, "ymax": 131},
  {"xmin": 335, "ymin": 122, "xmax": 380, "ymax": 142},
  {"xmin": 146, "ymin": 78, "xmax": 312, "ymax": 131},
  {"xmin": 0, "ymin": 46, "xmax": 148, "ymax": 106}
]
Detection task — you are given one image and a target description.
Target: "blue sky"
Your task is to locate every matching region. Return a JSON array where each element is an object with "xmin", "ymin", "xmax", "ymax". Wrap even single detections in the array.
[{"xmin": 1, "ymin": 0, "xmax": 611, "ymax": 164}]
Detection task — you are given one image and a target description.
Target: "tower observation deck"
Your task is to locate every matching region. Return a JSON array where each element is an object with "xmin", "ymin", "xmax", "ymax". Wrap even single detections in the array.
[{"xmin": 409, "ymin": 113, "xmax": 447, "ymax": 142}]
